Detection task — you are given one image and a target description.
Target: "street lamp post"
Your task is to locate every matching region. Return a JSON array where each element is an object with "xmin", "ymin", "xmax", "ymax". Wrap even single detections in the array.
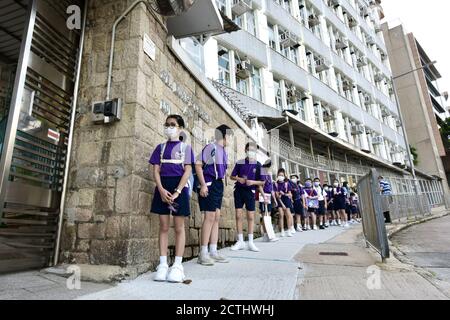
[{"xmin": 391, "ymin": 61, "xmax": 437, "ymax": 198}]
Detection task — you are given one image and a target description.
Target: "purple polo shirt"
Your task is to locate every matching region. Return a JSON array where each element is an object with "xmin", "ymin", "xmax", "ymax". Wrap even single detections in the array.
[
  {"xmin": 276, "ymin": 181, "xmax": 292, "ymax": 194},
  {"xmin": 231, "ymin": 158, "xmax": 262, "ymax": 190},
  {"xmin": 200, "ymin": 143, "xmax": 228, "ymax": 183},
  {"xmin": 149, "ymin": 141, "xmax": 195, "ymax": 177},
  {"xmin": 291, "ymin": 182, "xmax": 305, "ymax": 201},
  {"xmin": 260, "ymin": 168, "xmax": 273, "ymax": 194}
]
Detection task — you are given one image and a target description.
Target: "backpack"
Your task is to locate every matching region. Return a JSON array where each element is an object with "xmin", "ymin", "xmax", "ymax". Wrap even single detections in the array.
[
  {"xmin": 192, "ymin": 143, "xmax": 218, "ymax": 194},
  {"xmin": 159, "ymin": 142, "xmax": 194, "ymax": 197}
]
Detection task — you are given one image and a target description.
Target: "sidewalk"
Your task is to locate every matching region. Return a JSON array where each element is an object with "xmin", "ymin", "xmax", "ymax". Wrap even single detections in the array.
[
  {"xmin": 78, "ymin": 226, "xmax": 347, "ymax": 300},
  {"xmin": 296, "ymin": 210, "xmax": 450, "ymax": 300}
]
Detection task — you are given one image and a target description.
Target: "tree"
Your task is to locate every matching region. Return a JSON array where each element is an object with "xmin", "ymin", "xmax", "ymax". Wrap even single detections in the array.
[
  {"xmin": 410, "ymin": 145, "xmax": 419, "ymax": 166},
  {"xmin": 439, "ymin": 118, "xmax": 450, "ymax": 153}
]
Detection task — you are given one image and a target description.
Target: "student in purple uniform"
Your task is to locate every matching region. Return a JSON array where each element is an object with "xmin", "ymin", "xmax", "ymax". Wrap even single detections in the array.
[
  {"xmin": 230, "ymin": 142, "xmax": 265, "ymax": 252},
  {"xmin": 313, "ymin": 178, "xmax": 328, "ymax": 230},
  {"xmin": 332, "ymin": 180, "xmax": 349, "ymax": 228},
  {"xmin": 275, "ymin": 168, "xmax": 295, "ymax": 237},
  {"xmin": 258, "ymin": 159, "xmax": 279, "ymax": 243},
  {"xmin": 149, "ymin": 115, "xmax": 195, "ymax": 283},
  {"xmin": 290, "ymin": 175, "xmax": 306, "ymax": 232},
  {"xmin": 196, "ymin": 125, "xmax": 233, "ymax": 266},
  {"xmin": 304, "ymin": 178, "xmax": 319, "ymax": 230},
  {"xmin": 324, "ymin": 184, "xmax": 337, "ymax": 226}
]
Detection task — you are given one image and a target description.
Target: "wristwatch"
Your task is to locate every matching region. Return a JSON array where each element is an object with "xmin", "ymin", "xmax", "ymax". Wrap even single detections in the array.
[{"xmin": 174, "ymin": 188, "xmax": 182, "ymax": 194}]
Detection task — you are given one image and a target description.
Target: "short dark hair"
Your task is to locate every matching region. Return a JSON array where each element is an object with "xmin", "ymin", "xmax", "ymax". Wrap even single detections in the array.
[
  {"xmin": 314, "ymin": 177, "xmax": 320, "ymax": 181},
  {"xmin": 305, "ymin": 178, "xmax": 312, "ymax": 182},
  {"xmin": 245, "ymin": 142, "xmax": 259, "ymax": 151},
  {"xmin": 277, "ymin": 168, "xmax": 286, "ymax": 176},
  {"xmin": 166, "ymin": 115, "xmax": 185, "ymax": 128},
  {"xmin": 215, "ymin": 124, "xmax": 232, "ymax": 141},
  {"xmin": 262, "ymin": 159, "xmax": 272, "ymax": 168},
  {"xmin": 290, "ymin": 175, "xmax": 299, "ymax": 179}
]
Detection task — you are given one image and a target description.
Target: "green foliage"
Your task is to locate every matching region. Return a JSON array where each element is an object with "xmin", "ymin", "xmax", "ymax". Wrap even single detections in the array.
[{"xmin": 410, "ymin": 145, "xmax": 419, "ymax": 166}]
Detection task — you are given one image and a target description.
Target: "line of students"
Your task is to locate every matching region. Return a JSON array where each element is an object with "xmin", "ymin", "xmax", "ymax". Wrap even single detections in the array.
[{"xmin": 148, "ymin": 114, "xmax": 361, "ymax": 283}]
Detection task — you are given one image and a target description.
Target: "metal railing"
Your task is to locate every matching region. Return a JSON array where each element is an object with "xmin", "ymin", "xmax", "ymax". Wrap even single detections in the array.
[{"xmin": 357, "ymin": 168, "xmax": 390, "ymax": 261}]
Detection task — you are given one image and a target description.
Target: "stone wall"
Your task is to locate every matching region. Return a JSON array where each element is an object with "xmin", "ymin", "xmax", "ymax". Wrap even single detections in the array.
[{"xmin": 60, "ymin": 0, "xmax": 253, "ymax": 278}]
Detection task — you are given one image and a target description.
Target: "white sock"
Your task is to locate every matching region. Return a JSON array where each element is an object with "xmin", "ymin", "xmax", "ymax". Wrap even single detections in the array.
[
  {"xmin": 209, "ymin": 244, "xmax": 218, "ymax": 255},
  {"xmin": 201, "ymin": 246, "xmax": 208, "ymax": 256},
  {"xmin": 160, "ymin": 256, "xmax": 167, "ymax": 265},
  {"xmin": 248, "ymin": 234, "xmax": 254, "ymax": 243},
  {"xmin": 174, "ymin": 256, "xmax": 183, "ymax": 266},
  {"xmin": 238, "ymin": 234, "xmax": 244, "ymax": 242}
]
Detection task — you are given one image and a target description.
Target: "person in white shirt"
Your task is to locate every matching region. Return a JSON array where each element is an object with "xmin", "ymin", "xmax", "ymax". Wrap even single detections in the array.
[{"xmin": 313, "ymin": 178, "xmax": 328, "ymax": 230}]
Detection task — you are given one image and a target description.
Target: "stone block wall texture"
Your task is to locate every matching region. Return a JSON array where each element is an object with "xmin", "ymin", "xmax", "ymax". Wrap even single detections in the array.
[{"xmin": 60, "ymin": 0, "xmax": 259, "ymax": 276}]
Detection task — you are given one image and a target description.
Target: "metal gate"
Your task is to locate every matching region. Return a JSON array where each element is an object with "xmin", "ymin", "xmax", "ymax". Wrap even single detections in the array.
[
  {"xmin": 0, "ymin": 0, "xmax": 86, "ymax": 273},
  {"xmin": 357, "ymin": 168, "xmax": 390, "ymax": 261}
]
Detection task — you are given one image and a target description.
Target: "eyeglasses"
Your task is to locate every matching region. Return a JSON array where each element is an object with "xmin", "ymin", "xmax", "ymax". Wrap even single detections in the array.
[{"xmin": 164, "ymin": 123, "xmax": 179, "ymax": 129}]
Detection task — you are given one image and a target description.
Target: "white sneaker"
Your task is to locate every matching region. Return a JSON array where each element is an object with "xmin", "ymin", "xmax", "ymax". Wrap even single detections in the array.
[
  {"xmin": 167, "ymin": 264, "xmax": 185, "ymax": 283},
  {"xmin": 332, "ymin": 220, "xmax": 337, "ymax": 226},
  {"xmin": 269, "ymin": 237, "xmax": 280, "ymax": 242},
  {"xmin": 248, "ymin": 242, "xmax": 260, "ymax": 252},
  {"xmin": 287, "ymin": 231, "xmax": 294, "ymax": 237},
  {"xmin": 280, "ymin": 231, "xmax": 287, "ymax": 237},
  {"xmin": 231, "ymin": 241, "xmax": 247, "ymax": 251},
  {"xmin": 296, "ymin": 225, "xmax": 303, "ymax": 232},
  {"xmin": 337, "ymin": 220, "xmax": 342, "ymax": 226},
  {"xmin": 197, "ymin": 254, "xmax": 215, "ymax": 266},
  {"xmin": 290, "ymin": 227, "xmax": 296, "ymax": 234},
  {"xmin": 343, "ymin": 223, "xmax": 350, "ymax": 228},
  {"xmin": 313, "ymin": 225, "xmax": 318, "ymax": 231},
  {"xmin": 263, "ymin": 234, "xmax": 270, "ymax": 242},
  {"xmin": 154, "ymin": 264, "xmax": 169, "ymax": 282},
  {"xmin": 306, "ymin": 225, "xmax": 311, "ymax": 231},
  {"xmin": 210, "ymin": 253, "xmax": 229, "ymax": 263}
]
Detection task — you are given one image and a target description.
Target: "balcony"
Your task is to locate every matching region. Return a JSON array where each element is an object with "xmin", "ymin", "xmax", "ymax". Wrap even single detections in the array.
[
  {"xmin": 430, "ymin": 94, "xmax": 446, "ymax": 114},
  {"xmin": 269, "ymin": 49, "xmax": 309, "ymax": 89},
  {"xmin": 216, "ymin": 30, "xmax": 268, "ymax": 66},
  {"xmin": 266, "ymin": 0, "xmax": 303, "ymax": 39}
]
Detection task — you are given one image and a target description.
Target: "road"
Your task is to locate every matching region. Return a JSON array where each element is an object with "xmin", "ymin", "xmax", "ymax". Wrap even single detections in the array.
[{"xmin": 391, "ymin": 215, "xmax": 450, "ymax": 298}]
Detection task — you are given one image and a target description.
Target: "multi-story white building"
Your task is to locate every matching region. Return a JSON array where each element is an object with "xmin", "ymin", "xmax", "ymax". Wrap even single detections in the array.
[{"xmin": 176, "ymin": 0, "xmax": 412, "ymax": 183}]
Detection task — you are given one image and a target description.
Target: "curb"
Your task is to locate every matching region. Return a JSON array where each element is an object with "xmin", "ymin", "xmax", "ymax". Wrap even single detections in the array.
[{"xmin": 386, "ymin": 211, "xmax": 450, "ymax": 239}]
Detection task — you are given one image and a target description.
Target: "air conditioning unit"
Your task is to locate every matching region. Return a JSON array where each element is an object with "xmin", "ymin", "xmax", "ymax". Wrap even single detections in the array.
[
  {"xmin": 372, "ymin": 136, "xmax": 384, "ymax": 145},
  {"xmin": 315, "ymin": 58, "xmax": 331, "ymax": 72},
  {"xmin": 366, "ymin": 35, "xmax": 375, "ymax": 45},
  {"xmin": 342, "ymin": 80, "xmax": 354, "ymax": 91},
  {"xmin": 323, "ymin": 109, "xmax": 336, "ymax": 122},
  {"xmin": 330, "ymin": 0, "xmax": 341, "ymax": 8},
  {"xmin": 390, "ymin": 145, "xmax": 402, "ymax": 154},
  {"xmin": 374, "ymin": 23, "xmax": 382, "ymax": 33},
  {"xmin": 348, "ymin": 17, "xmax": 358, "ymax": 28},
  {"xmin": 231, "ymin": 0, "xmax": 253, "ymax": 16},
  {"xmin": 351, "ymin": 124, "xmax": 365, "ymax": 135},
  {"xmin": 388, "ymin": 87, "xmax": 394, "ymax": 96},
  {"xmin": 381, "ymin": 108, "xmax": 389, "ymax": 117},
  {"xmin": 309, "ymin": 14, "xmax": 321, "ymax": 27},
  {"xmin": 286, "ymin": 86, "xmax": 302, "ymax": 103},
  {"xmin": 360, "ymin": 6, "xmax": 370, "ymax": 18},
  {"xmin": 236, "ymin": 60, "xmax": 252, "ymax": 79},
  {"xmin": 357, "ymin": 56, "xmax": 368, "ymax": 67},
  {"xmin": 363, "ymin": 94, "xmax": 373, "ymax": 105},
  {"xmin": 280, "ymin": 31, "xmax": 301, "ymax": 48},
  {"xmin": 395, "ymin": 119, "xmax": 402, "ymax": 127},
  {"xmin": 374, "ymin": 72, "xmax": 384, "ymax": 82},
  {"xmin": 150, "ymin": 0, "xmax": 197, "ymax": 16},
  {"xmin": 335, "ymin": 38, "xmax": 349, "ymax": 50}
]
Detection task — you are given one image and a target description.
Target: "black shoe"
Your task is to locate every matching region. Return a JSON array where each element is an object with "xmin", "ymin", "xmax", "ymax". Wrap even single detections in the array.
[
  {"xmin": 302, "ymin": 227, "xmax": 307, "ymax": 231},
  {"xmin": 319, "ymin": 225, "xmax": 325, "ymax": 230}
]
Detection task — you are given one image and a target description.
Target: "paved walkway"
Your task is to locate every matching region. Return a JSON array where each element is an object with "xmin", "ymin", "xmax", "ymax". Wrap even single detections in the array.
[
  {"xmin": 78, "ymin": 226, "xmax": 347, "ymax": 300},
  {"xmin": 391, "ymin": 215, "xmax": 450, "ymax": 298}
]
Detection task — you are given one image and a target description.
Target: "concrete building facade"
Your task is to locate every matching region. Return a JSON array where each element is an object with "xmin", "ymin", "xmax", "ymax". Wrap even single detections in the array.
[{"xmin": 383, "ymin": 24, "xmax": 449, "ymax": 185}]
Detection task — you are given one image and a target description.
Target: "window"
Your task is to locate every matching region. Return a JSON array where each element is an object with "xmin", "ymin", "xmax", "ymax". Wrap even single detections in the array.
[
  {"xmin": 314, "ymin": 103, "xmax": 321, "ymax": 126},
  {"xmin": 246, "ymin": 11, "xmax": 256, "ymax": 36},
  {"xmin": 215, "ymin": 0, "xmax": 226, "ymax": 13},
  {"xmin": 218, "ymin": 46, "xmax": 231, "ymax": 86},
  {"xmin": 236, "ymin": 77, "xmax": 249, "ymax": 95},
  {"xmin": 274, "ymin": 80, "xmax": 283, "ymax": 110},
  {"xmin": 268, "ymin": 23, "xmax": 277, "ymax": 50},
  {"xmin": 251, "ymin": 66, "xmax": 262, "ymax": 101}
]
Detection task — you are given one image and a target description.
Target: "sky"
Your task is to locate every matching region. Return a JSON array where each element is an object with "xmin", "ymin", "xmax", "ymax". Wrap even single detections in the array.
[{"xmin": 382, "ymin": 0, "xmax": 450, "ymax": 104}]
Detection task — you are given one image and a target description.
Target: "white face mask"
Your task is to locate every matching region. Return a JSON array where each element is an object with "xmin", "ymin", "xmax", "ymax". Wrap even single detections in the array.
[
  {"xmin": 291, "ymin": 178, "xmax": 298, "ymax": 184},
  {"xmin": 334, "ymin": 183, "xmax": 339, "ymax": 187},
  {"xmin": 247, "ymin": 151, "xmax": 256, "ymax": 159},
  {"xmin": 278, "ymin": 176, "xmax": 285, "ymax": 182},
  {"xmin": 164, "ymin": 127, "xmax": 179, "ymax": 140},
  {"xmin": 324, "ymin": 187, "xmax": 329, "ymax": 192}
]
